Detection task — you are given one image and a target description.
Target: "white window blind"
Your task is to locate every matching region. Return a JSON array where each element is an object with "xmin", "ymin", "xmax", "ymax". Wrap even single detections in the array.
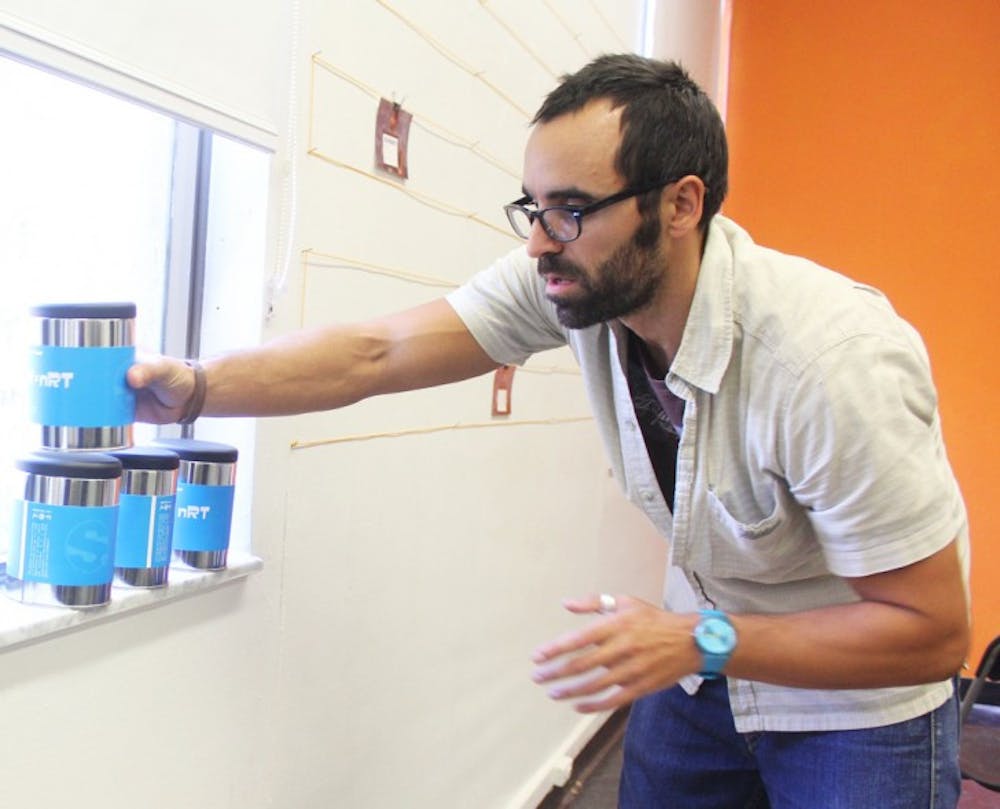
[{"xmin": 0, "ymin": 0, "xmax": 289, "ymax": 147}]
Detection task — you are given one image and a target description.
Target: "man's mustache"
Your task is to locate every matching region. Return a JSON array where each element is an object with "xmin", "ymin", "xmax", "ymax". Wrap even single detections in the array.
[{"xmin": 538, "ymin": 253, "xmax": 582, "ymax": 280}]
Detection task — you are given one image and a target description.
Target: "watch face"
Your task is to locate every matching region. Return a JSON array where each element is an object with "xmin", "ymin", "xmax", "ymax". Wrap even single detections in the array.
[{"xmin": 695, "ymin": 616, "xmax": 737, "ymax": 654}]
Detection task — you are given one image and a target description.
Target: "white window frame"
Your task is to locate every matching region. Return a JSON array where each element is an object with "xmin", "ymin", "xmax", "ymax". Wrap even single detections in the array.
[{"xmin": 0, "ymin": 52, "xmax": 267, "ymax": 655}]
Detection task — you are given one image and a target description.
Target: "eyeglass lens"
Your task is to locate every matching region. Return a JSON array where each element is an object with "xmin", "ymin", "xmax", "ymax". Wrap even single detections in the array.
[{"xmin": 505, "ymin": 206, "xmax": 578, "ymax": 243}]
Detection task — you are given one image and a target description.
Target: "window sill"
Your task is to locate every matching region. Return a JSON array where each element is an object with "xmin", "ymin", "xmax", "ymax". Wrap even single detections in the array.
[{"xmin": 0, "ymin": 553, "xmax": 262, "ymax": 655}]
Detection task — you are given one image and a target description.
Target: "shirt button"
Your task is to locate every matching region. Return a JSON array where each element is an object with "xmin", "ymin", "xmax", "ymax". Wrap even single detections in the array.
[
  {"xmin": 642, "ymin": 491, "xmax": 656, "ymax": 503},
  {"xmin": 624, "ymin": 420, "xmax": 637, "ymax": 432}
]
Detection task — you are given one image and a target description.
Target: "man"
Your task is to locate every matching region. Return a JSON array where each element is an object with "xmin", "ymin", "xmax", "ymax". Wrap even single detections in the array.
[{"xmin": 129, "ymin": 55, "xmax": 970, "ymax": 808}]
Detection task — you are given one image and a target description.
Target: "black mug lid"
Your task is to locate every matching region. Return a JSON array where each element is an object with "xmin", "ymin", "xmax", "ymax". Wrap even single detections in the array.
[
  {"xmin": 30, "ymin": 302, "xmax": 137, "ymax": 319},
  {"xmin": 108, "ymin": 447, "xmax": 181, "ymax": 470},
  {"xmin": 15, "ymin": 450, "xmax": 123, "ymax": 479},
  {"xmin": 153, "ymin": 438, "xmax": 238, "ymax": 463}
]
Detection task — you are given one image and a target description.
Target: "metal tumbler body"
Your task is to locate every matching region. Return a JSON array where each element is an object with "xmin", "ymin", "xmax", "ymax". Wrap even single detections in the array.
[
  {"xmin": 29, "ymin": 302, "xmax": 136, "ymax": 451},
  {"xmin": 110, "ymin": 447, "xmax": 179, "ymax": 587},
  {"xmin": 155, "ymin": 439, "xmax": 238, "ymax": 570},
  {"xmin": 5, "ymin": 452, "xmax": 122, "ymax": 608}
]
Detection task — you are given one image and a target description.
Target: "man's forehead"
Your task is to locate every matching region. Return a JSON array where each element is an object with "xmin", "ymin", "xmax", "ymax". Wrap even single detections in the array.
[
  {"xmin": 529, "ymin": 98, "xmax": 623, "ymax": 148},
  {"xmin": 524, "ymin": 99, "xmax": 624, "ymax": 194}
]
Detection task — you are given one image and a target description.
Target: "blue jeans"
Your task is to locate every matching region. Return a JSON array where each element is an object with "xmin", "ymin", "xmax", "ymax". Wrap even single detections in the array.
[{"xmin": 619, "ymin": 678, "xmax": 960, "ymax": 809}]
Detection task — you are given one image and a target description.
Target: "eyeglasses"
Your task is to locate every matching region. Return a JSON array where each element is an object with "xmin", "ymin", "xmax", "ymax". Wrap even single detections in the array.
[{"xmin": 503, "ymin": 179, "xmax": 677, "ymax": 243}]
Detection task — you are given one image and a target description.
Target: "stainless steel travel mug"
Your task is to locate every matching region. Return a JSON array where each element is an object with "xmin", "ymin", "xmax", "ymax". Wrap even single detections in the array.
[
  {"xmin": 29, "ymin": 302, "xmax": 136, "ymax": 451},
  {"xmin": 110, "ymin": 447, "xmax": 180, "ymax": 587},
  {"xmin": 154, "ymin": 439, "xmax": 238, "ymax": 570},
  {"xmin": 6, "ymin": 451, "xmax": 122, "ymax": 607}
]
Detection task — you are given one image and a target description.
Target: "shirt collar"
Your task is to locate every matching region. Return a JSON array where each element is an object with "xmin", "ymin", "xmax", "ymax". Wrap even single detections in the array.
[{"xmin": 667, "ymin": 215, "xmax": 738, "ymax": 395}]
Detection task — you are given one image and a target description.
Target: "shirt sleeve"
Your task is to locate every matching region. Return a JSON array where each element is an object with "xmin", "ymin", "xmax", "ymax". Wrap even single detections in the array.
[
  {"xmin": 446, "ymin": 246, "xmax": 568, "ymax": 365},
  {"xmin": 780, "ymin": 324, "xmax": 966, "ymax": 578}
]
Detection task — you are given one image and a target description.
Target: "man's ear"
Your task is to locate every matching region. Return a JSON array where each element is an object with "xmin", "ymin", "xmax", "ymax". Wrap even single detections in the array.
[{"xmin": 662, "ymin": 175, "xmax": 705, "ymax": 237}]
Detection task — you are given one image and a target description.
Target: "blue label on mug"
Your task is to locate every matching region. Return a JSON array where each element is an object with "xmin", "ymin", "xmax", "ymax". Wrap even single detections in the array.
[
  {"xmin": 115, "ymin": 493, "xmax": 176, "ymax": 568},
  {"xmin": 8, "ymin": 501, "xmax": 117, "ymax": 586},
  {"xmin": 29, "ymin": 344, "xmax": 136, "ymax": 427},
  {"xmin": 172, "ymin": 483, "xmax": 234, "ymax": 552}
]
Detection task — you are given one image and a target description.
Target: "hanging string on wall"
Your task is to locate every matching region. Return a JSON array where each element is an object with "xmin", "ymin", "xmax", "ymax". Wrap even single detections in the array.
[
  {"xmin": 374, "ymin": 0, "xmax": 533, "ymax": 118},
  {"xmin": 587, "ymin": 1, "xmax": 630, "ymax": 52},
  {"xmin": 542, "ymin": 0, "xmax": 594, "ymax": 58},
  {"xmin": 291, "ymin": 416, "xmax": 593, "ymax": 452},
  {"xmin": 307, "ymin": 56, "xmax": 520, "ymax": 240},
  {"xmin": 478, "ymin": 1, "xmax": 560, "ymax": 80},
  {"xmin": 307, "ymin": 146, "xmax": 513, "ymax": 236},
  {"xmin": 311, "ymin": 54, "xmax": 521, "ymax": 181},
  {"xmin": 299, "ymin": 248, "xmax": 458, "ymax": 330}
]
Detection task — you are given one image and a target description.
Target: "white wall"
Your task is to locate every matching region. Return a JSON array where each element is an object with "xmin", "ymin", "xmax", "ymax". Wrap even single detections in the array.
[
  {"xmin": 0, "ymin": 2, "xmax": 727, "ymax": 807},
  {"xmin": 256, "ymin": 4, "xmax": 665, "ymax": 806}
]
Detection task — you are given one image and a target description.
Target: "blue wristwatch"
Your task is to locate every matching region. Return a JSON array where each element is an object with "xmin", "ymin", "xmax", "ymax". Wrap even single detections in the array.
[{"xmin": 693, "ymin": 609, "xmax": 737, "ymax": 679}]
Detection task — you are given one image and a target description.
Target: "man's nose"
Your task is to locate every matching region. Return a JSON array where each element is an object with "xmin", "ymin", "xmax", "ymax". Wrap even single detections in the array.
[{"xmin": 525, "ymin": 218, "xmax": 564, "ymax": 259}]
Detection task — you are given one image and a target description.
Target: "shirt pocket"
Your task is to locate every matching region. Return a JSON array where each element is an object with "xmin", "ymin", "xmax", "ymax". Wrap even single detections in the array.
[{"xmin": 701, "ymin": 482, "xmax": 828, "ymax": 583}]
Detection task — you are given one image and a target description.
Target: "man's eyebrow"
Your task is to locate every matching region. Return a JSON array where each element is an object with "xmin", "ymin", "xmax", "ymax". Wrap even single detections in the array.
[{"xmin": 522, "ymin": 186, "xmax": 597, "ymax": 205}]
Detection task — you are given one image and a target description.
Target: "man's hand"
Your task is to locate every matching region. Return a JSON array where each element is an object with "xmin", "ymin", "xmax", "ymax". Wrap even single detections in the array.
[
  {"xmin": 531, "ymin": 594, "xmax": 700, "ymax": 713},
  {"xmin": 126, "ymin": 353, "xmax": 196, "ymax": 424}
]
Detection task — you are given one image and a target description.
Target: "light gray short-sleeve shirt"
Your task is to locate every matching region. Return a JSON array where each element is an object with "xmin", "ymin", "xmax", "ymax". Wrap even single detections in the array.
[{"xmin": 447, "ymin": 216, "xmax": 969, "ymax": 732}]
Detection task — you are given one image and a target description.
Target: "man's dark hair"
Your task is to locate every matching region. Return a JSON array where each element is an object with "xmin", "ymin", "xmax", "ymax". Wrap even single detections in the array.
[{"xmin": 533, "ymin": 54, "xmax": 728, "ymax": 231}]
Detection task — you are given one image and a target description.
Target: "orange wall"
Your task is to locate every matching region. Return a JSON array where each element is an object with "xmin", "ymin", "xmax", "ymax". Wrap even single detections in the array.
[{"xmin": 724, "ymin": 0, "xmax": 999, "ymax": 665}]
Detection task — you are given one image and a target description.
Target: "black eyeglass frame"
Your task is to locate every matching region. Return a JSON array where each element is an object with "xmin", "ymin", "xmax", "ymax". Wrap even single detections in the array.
[{"xmin": 503, "ymin": 178, "xmax": 679, "ymax": 243}]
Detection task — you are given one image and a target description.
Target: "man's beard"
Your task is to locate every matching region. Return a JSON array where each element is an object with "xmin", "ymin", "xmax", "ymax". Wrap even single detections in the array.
[{"xmin": 539, "ymin": 214, "xmax": 664, "ymax": 329}]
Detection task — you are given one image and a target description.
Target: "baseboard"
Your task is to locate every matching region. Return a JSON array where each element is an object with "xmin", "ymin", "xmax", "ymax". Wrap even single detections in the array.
[
  {"xmin": 534, "ymin": 708, "xmax": 630, "ymax": 809},
  {"xmin": 504, "ymin": 711, "xmax": 622, "ymax": 809}
]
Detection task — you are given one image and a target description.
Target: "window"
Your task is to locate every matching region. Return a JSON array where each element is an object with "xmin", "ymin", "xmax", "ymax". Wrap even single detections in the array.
[{"xmin": 0, "ymin": 53, "xmax": 268, "ymax": 569}]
